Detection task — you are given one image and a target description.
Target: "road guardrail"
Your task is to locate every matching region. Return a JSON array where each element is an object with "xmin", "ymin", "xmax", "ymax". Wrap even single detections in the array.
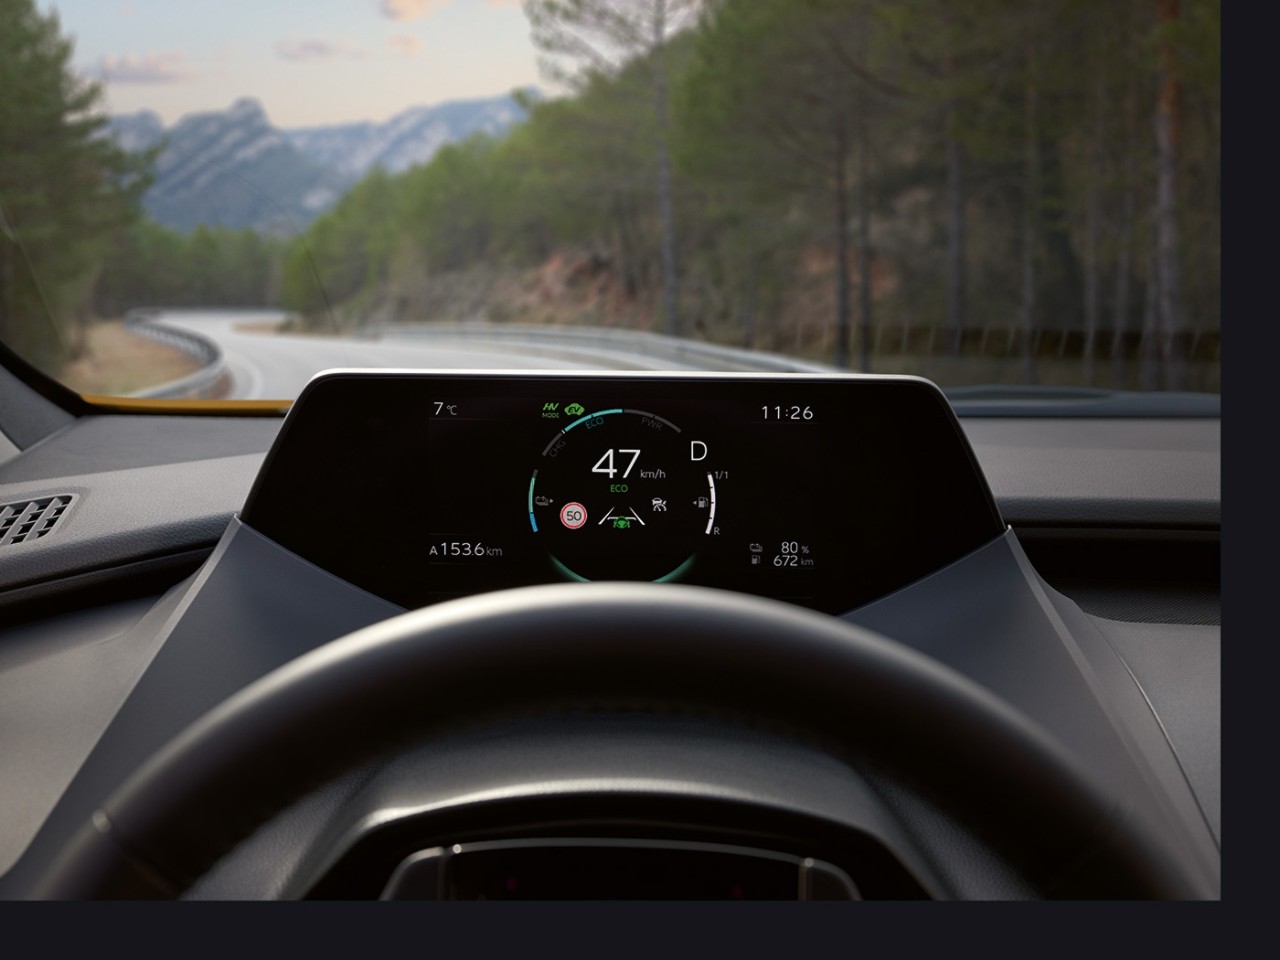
[{"xmin": 123, "ymin": 309, "xmax": 231, "ymax": 399}]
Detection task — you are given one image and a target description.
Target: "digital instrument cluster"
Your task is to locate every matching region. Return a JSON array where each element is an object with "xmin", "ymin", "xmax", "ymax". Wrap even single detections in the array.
[{"xmin": 242, "ymin": 372, "xmax": 1004, "ymax": 615}]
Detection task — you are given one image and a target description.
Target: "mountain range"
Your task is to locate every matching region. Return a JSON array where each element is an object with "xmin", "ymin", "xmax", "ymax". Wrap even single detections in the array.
[{"xmin": 108, "ymin": 91, "xmax": 534, "ymax": 234}]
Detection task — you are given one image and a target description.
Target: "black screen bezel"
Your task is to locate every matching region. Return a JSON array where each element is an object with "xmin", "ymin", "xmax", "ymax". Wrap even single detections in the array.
[{"xmin": 240, "ymin": 371, "xmax": 1004, "ymax": 614}]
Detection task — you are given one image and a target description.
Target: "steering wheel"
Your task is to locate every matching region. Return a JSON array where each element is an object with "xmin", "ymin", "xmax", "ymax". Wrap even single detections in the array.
[{"xmin": 34, "ymin": 582, "xmax": 1201, "ymax": 899}]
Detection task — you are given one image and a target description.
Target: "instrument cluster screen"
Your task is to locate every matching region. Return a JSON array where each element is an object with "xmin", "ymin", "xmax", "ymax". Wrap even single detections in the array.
[{"xmin": 243, "ymin": 373, "xmax": 1004, "ymax": 615}]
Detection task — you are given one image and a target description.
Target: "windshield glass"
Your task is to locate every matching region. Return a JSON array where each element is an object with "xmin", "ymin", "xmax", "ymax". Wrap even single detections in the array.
[{"xmin": 1, "ymin": 0, "xmax": 1219, "ymax": 403}]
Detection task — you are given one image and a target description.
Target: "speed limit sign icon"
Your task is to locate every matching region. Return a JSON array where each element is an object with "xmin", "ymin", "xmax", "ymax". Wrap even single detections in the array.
[{"xmin": 560, "ymin": 502, "xmax": 587, "ymax": 529}]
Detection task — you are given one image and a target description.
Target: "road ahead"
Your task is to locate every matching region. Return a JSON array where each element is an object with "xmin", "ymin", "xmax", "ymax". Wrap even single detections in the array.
[
  {"xmin": 145, "ymin": 310, "xmax": 830, "ymax": 400},
  {"xmin": 154, "ymin": 310, "xmax": 612, "ymax": 400}
]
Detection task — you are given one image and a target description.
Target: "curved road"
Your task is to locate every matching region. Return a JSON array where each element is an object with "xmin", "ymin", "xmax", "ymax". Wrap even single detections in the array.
[{"xmin": 155, "ymin": 310, "xmax": 610, "ymax": 400}]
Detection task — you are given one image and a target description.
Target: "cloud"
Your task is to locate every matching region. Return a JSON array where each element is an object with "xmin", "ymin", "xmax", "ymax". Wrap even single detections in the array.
[
  {"xmin": 379, "ymin": 0, "xmax": 452, "ymax": 22},
  {"xmin": 388, "ymin": 34, "xmax": 423, "ymax": 58},
  {"xmin": 276, "ymin": 39, "xmax": 365, "ymax": 62},
  {"xmin": 96, "ymin": 51, "xmax": 192, "ymax": 84}
]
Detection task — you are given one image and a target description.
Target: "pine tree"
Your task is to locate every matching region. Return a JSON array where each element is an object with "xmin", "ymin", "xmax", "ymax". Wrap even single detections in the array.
[
  {"xmin": 524, "ymin": 0, "xmax": 698, "ymax": 337},
  {"xmin": 0, "ymin": 0, "xmax": 150, "ymax": 368}
]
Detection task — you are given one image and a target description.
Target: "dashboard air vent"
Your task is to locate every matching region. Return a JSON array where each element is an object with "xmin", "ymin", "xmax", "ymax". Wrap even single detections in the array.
[{"xmin": 0, "ymin": 495, "xmax": 74, "ymax": 546}]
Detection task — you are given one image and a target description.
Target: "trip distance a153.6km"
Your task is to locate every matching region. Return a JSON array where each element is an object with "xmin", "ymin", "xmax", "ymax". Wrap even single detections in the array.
[{"xmin": 429, "ymin": 541, "xmax": 504, "ymax": 558}]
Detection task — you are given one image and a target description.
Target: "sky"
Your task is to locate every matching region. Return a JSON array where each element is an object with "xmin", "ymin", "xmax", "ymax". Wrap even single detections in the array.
[{"xmin": 38, "ymin": 0, "xmax": 544, "ymax": 128}]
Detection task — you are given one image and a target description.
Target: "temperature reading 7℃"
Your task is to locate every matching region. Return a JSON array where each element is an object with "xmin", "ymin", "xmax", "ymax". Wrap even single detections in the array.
[{"xmin": 762, "ymin": 405, "xmax": 814, "ymax": 420}]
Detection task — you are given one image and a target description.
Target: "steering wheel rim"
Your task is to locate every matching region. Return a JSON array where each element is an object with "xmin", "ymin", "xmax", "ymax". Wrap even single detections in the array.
[{"xmin": 35, "ymin": 582, "xmax": 1198, "ymax": 899}]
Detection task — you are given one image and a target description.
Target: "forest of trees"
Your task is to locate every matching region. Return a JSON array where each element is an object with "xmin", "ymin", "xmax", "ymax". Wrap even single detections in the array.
[
  {"xmin": 278, "ymin": 0, "xmax": 1220, "ymax": 388},
  {"xmin": 95, "ymin": 220, "xmax": 287, "ymax": 317},
  {"xmin": 0, "ymin": 0, "xmax": 1219, "ymax": 390}
]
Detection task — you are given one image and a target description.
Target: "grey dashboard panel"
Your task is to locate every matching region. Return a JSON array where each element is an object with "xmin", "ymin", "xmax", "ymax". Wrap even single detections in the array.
[
  {"xmin": 844, "ymin": 533, "xmax": 1218, "ymax": 886},
  {"xmin": 1087, "ymin": 617, "xmax": 1220, "ymax": 842},
  {"xmin": 0, "ymin": 520, "xmax": 403, "ymax": 893},
  {"xmin": 0, "ymin": 414, "xmax": 282, "ymax": 484},
  {"xmin": 0, "ymin": 453, "xmax": 265, "ymax": 597},
  {"xmin": 0, "ymin": 428, "xmax": 18, "ymax": 466},
  {"xmin": 960, "ymin": 418, "xmax": 1220, "ymax": 529},
  {"xmin": 1047, "ymin": 580, "xmax": 1220, "ymax": 626},
  {"xmin": 0, "ymin": 363, "xmax": 77, "ymax": 451},
  {"xmin": 0, "ymin": 593, "xmax": 176, "ymax": 874}
]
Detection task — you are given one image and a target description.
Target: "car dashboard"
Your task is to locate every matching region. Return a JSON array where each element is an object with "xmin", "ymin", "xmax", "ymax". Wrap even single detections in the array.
[{"xmin": 0, "ymin": 368, "xmax": 1221, "ymax": 900}]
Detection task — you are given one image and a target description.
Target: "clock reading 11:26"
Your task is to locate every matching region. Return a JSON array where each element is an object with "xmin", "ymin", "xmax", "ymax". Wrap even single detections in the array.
[{"xmin": 762, "ymin": 405, "xmax": 815, "ymax": 420}]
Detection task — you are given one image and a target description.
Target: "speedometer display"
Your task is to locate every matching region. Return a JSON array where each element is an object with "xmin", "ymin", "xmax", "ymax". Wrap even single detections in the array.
[
  {"xmin": 529, "ymin": 409, "xmax": 713, "ymax": 582},
  {"xmin": 242, "ymin": 372, "xmax": 1005, "ymax": 615}
]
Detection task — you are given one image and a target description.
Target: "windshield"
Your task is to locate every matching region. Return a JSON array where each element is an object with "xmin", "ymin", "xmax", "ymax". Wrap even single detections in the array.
[{"xmin": 1, "ymin": 0, "xmax": 1219, "ymax": 404}]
